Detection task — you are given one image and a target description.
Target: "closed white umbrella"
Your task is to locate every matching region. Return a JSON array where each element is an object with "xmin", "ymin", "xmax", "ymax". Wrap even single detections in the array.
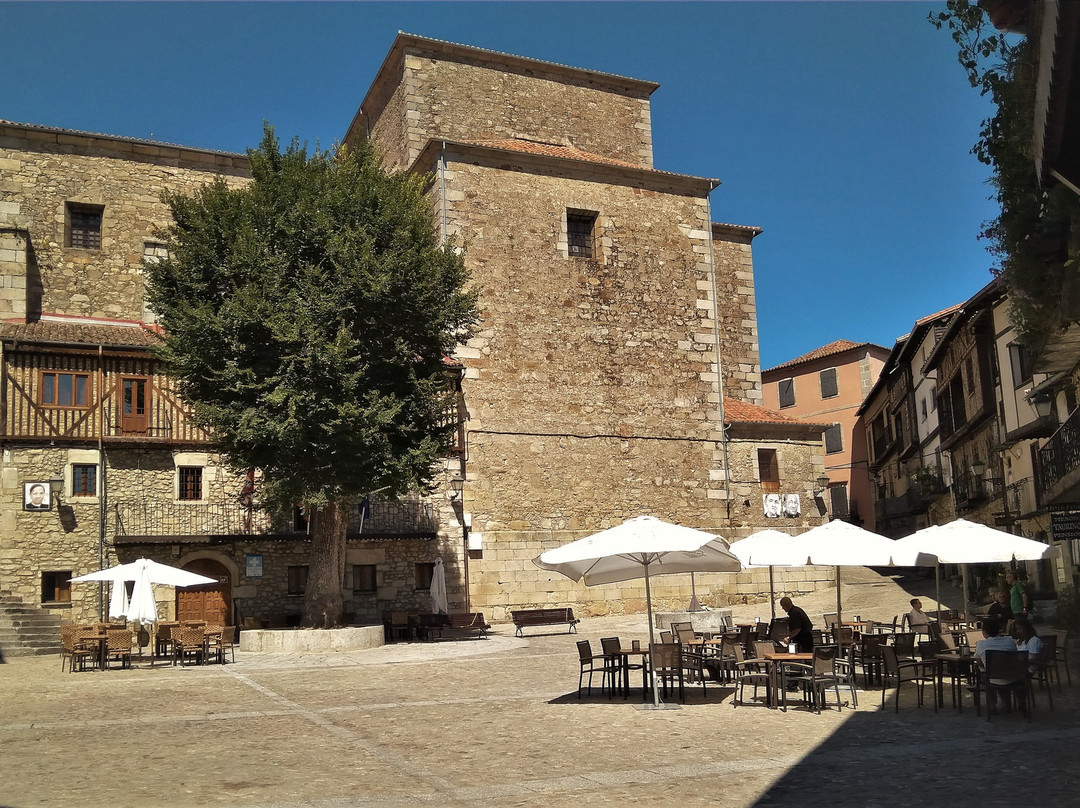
[
  {"xmin": 534, "ymin": 515, "xmax": 741, "ymax": 708},
  {"xmin": 127, "ymin": 566, "xmax": 160, "ymax": 625},
  {"xmin": 108, "ymin": 581, "xmax": 130, "ymax": 621},
  {"xmin": 430, "ymin": 557, "xmax": 449, "ymax": 614}
]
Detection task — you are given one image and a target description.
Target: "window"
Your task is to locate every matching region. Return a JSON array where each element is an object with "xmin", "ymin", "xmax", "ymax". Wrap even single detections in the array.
[
  {"xmin": 829, "ymin": 484, "xmax": 849, "ymax": 518},
  {"xmin": 566, "ymin": 209, "xmax": 597, "ymax": 258},
  {"xmin": 920, "ymin": 398, "xmax": 928, "ymax": 422},
  {"xmin": 353, "ymin": 564, "xmax": 377, "ymax": 594},
  {"xmin": 71, "ymin": 464, "xmax": 97, "ymax": 497},
  {"xmin": 41, "ymin": 571, "xmax": 72, "ymax": 604},
  {"xmin": 414, "ymin": 562, "xmax": 436, "ymax": 590},
  {"xmin": 778, "ymin": 378, "xmax": 795, "ymax": 408},
  {"xmin": 965, "ymin": 357, "xmax": 975, "ymax": 394},
  {"xmin": 287, "ymin": 565, "xmax": 308, "ymax": 595},
  {"xmin": 819, "ymin": 368, "xmax": 838, "ymax": 399},
  {"xmin": 757, "ymin": 448, "xmax": 780, "ymax": 492},
  {"xmin": 824, "ymin": 424, "xmax": 843, "ymax": 454},
  {"xmin": 66, "ymin": 203, "xmax": 103, "ymax": 249},
  {"xmin": 41, "ymin": 372, "xmax": 90, "ymax": 408},
  {"xmin": 1009, "ymin": 343, "xmax": 1035, "ymax": 386},
  {"xmin": 178, "ymin": 466, "xmax": 203, "ymax": 501},
  {"xmin": 930, "ymin": 389, "xmax": 937, "ymax": 412}
]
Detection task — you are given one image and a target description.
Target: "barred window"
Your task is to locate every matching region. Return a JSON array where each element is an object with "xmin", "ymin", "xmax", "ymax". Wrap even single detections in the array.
[
  {"xmin": 67, "ymin": 203, "xmax": 103, "ymax": 249},
  {"xmin": 71, "ymin": 464, "xmax": 97, "ymax": 497},
  {"xmin": 178, "ymin": 466, "xmax": 203, "ymax": 501},
  {"xmin": 566, "ymin": 209, "xmax": 597, "ymax": 258}
]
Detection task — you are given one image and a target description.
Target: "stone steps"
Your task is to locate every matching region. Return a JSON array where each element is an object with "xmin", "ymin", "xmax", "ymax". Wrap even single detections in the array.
[{"xmin": 0, "ymin": 590, "xmax": 64, "ymax": 657}]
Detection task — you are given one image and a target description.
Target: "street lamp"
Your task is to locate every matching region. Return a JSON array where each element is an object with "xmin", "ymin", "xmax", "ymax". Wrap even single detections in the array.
[
  {"xmin": 815, "ymin": 474, "xmax": 831, "ymax": 493},
  {"xmin": 971, "ymin": 459, "xmax": 986, "ymax": 479},
  {"xmin": 446, "ymin": 474, "xmax": 465, "ymax": 501},
  {"xmin": 1030, "ymin": 389, "xmax": 1054, "ymax": 419}
]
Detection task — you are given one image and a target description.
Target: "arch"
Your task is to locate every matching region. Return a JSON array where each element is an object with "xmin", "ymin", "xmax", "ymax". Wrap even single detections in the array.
[{"xmin": 176, "ymin": 553, "xmax": 234, "ymax": 626}]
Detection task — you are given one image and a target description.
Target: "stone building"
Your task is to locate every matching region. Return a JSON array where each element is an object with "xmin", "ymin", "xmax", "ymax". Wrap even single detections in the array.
[{"xmin": 1, "ymin": 35, "xmax": 831, "ymax": 646}]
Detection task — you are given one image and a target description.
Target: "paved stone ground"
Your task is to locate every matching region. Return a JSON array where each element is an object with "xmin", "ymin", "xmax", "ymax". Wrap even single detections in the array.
[{"xmin": 1, "ymin": 570, "xmax": 1077, "ymax": 808}]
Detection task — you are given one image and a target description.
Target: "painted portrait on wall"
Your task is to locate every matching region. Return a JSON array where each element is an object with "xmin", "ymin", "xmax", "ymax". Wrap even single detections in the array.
[
  {"xmin": 782, "ymin": 493, "xmax": 801, "ymax": 518},
  {"xmin": 763, "ymin": 493, "xmax": 782, "ymax": 518}
]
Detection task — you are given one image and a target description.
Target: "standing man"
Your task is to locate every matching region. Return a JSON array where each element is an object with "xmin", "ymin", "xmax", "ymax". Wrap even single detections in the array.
[
  {"xmin": 1005, "ymin": 571, "xmax": 1030, "ymax": 616},
  {"xmin": 779, "ymin": 596, "xmax": 814, "ymax": 652}
]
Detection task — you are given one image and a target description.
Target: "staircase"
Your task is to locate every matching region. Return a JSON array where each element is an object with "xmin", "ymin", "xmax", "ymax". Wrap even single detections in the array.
[{"xmin": 0, "ymin": 589, "xmax": 64, "ymax": 657}]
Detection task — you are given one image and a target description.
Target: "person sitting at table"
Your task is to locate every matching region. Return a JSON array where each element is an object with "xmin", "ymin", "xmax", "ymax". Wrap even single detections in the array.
[
  {"xmin": 974, "ymin": 616, "xmax": 1016, "ymax": 664},
  {"xmin": 779, "ymin": 597, "xmax": 814, "ymax": 653},
  {"xmin": 907, "ymin": 599, "xmax": 933, "ymax": 630},
  {"xmin": 987, "ymin": 589, "xmax": 1013, "ymax": 622},
  {"xmin": 1013, "ymin": 615, "xmax": 1042, "ymax": 663}
]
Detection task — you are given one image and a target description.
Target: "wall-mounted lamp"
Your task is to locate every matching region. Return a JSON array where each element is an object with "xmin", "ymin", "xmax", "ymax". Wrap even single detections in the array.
[
  {"xmin": 1029, "ymin": 389, "xmax": 1054, "ymax": 419},
  {"xmin": 970, "ymin": 459, "xmax": 986, "ymax": 479},
  {"xmin": 446, "ymin": 474, "xmax": 465, "ymax": 501},
  {"xmin": 49, "ymin": 473, "xmax": 64, "ymax": 502},
  {"xmin": 814, "ymin": 474, "xmax": 830, "ymax": 494}
]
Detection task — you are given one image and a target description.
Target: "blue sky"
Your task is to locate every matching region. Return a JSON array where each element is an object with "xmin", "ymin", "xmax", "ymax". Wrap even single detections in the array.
[{"xmin": 0, "ymin": 1, "xmax": 998, "ymax": 370}]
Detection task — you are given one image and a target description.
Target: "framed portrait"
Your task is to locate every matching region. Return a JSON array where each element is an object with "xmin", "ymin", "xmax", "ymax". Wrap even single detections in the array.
[
  {"xmin": 763, "ymin": 493, "xmax": 782, "ymax": 518},
  {"xmin": 23, "ymin": 481, "xmax": 52, "ymax": 511},
  {"xmin": 783, "ymin": 493, "xmax": 801, "ymax": 518}
]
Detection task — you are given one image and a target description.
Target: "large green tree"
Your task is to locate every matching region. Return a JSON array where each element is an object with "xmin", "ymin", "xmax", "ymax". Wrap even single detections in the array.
[{"xmin": 145, "ymin": 127, "xmax": 478, "ymax": 627}]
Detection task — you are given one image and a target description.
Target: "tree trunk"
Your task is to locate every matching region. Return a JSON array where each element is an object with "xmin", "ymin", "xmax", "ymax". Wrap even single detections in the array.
[{"xmin": 303, "ymin": 501, "xmax": 347, "ymax": 628}]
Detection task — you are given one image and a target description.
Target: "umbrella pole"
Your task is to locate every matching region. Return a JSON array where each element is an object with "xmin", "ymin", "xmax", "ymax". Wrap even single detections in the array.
[
  {"xmin": 935, "ymin": 564, "xmax": 941, "ymax": 616},
  {"xmin": 835, "ymin": 566, "xmax": 842, "ymax": 624},
  {"xmin": 769, "ymin": 566, "xmax": 776, "ymax": 621},
  {"xmin": 961, "ymin": 563, "xmax": 971, "ymax": 620},
  {"xmin": 645, "ymin": 562, "xmax": 661, "ymax": 709}
]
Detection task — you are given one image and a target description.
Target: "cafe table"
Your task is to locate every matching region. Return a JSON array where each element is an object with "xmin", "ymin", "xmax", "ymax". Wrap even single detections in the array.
[
  {"xmin": 616, "ymin": 646, "xmax": 651, "ymax": 699},
  {"xmin": 762, "ymin": 652, "xmax": 814, "ymax": 710},
  {"xmin": 934, "ymin": 651, "xmax": 981, "ymax": 713},
  {"xmin": 78, "ymin": 630, "xmax": 108, "ymax": 671}
]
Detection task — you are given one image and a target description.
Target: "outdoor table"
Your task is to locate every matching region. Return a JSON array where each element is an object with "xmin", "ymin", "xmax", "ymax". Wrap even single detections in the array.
[
  {"xmin": 681, "ymin": 637, "xmax": 725, "ymax": 657},
  {"xmin": 80, "ymin": 632, "xmax": 108, "ymax": 671},
  {"xmin": 616, "ymin": 647, "xmax": 650, "ymax": 699},
  {"xmin": 763, "ymin": 652, "xmax": 813, "ymax": 710},
  {"xmin": 934, "ymin": 651, "xmax": 980, "ymax": 713}
]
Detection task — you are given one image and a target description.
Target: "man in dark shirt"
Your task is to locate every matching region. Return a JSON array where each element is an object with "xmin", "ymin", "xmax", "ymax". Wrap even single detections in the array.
[{"xmin": 780, "ymin": 596, "xmax": 814, "ymax": 652}]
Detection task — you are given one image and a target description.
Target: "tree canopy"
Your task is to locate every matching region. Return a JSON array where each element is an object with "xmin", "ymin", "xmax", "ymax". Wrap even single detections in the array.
[{"xmin": 145, "ymin": 127, "xmax": 478, "ymax": 625}]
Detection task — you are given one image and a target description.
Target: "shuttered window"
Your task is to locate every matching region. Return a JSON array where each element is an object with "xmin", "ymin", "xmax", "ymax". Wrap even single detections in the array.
[
  {"xmin": 819, "ymin": 368, "xmax": 838, "ymax": 399},
  {"xmin": 67, "ymin": 203, "xmax": 103, "ymax": 249},
  {"xmin": 778, "ymin": 378, "xmax": 795, "ymax": 408},
  {"xmin": 824, "ymin": 424, "xmax": 843, "ymax": 454}
]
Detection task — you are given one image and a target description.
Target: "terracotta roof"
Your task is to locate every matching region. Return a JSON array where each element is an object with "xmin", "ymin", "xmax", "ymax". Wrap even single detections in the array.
[
  {"xmin": 723, "ymin": 397, "xmax": 825, "ymax": 426},
  {"xmin": 0, "ymin": 318, "xmax": 162, "ymax": 349},
  {"xmin": 763, "ymin": 339, "xmax": 887, "ymax": 373},
  {"xmin": 467, "ymin": 138, "xmax": 647, "ymax": 170},
  {"xmin": 914, "ymin": 302, "xmax": 964, "ymax": 328}
]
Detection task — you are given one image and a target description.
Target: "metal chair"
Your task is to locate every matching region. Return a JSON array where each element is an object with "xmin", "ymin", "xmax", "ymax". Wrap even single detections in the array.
[
  {"xmin": 880, "ymin": 645, "xmax": 935, "ymax": 713},
  {"xmin": 786, "ymin": 646, "xmax": 843, "ymax": 713},
  {"xmin": 983, "ymin": 650, "xmax": 1033, "ymax": 721},
  {"xmin": 576, "ymin": 639, "xmax": 613, "ymax": 698},
  {"xmin": 649, "ymin": 642, "xmax": 685, "ymax": 702},
  {"xmin": 730, "ymin": 643, "xmax": 771, "ymax": 707}
]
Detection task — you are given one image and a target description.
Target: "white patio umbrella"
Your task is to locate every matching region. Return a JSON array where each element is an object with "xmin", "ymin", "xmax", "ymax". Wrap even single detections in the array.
[
  {"xmin": 796, "ymin": 520, "xmax": 925, "ymax": 624},
  {"xmin": 534, "ymin": 515, "xmax": 741, "ymax": 708},
  {"xmin": 108, "ymin": 579, "xmax": 130, "ymax": 621},
  {"xmin": 729, "ymin": 529, "xmax": 805, "ymax": 620},
  {"xmin": 429, "ymin": 557, "xmax": 449, "ymax": 615},
  {"xmin": 895, "ymin": 519, "xmax": 1057, "ymax": 619},
  {"xmin": 70, "ymin": 558, "xmax": 216, "ymax": 625}
]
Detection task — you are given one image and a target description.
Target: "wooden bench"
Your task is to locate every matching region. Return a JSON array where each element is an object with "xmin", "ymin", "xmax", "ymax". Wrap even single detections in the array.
[{"xmin": 511, "ymin": 607, "xmax": 580, "ymax": 637}]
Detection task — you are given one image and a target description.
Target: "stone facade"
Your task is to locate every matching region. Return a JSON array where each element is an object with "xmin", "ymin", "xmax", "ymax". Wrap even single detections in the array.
[{"xmin": 1, "ymin": 34, "xmax": 833, "ymax": 635}]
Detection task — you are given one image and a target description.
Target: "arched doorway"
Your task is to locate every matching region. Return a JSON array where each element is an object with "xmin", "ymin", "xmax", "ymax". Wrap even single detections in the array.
[{"xmin": 176, "ymin": 558, "xmax": 231, "ymax": 625}]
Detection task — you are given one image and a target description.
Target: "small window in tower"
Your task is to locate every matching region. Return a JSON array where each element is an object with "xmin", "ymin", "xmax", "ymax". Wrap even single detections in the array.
[{"xmin": 566, "ymin": 209, "xmax": 597, "ymax": 258}]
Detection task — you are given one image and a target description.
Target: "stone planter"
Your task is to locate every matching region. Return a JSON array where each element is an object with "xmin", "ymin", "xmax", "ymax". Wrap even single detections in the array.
[{"xmin": 239, "ymin": 625, "xmax": 384, "ymax": 653}]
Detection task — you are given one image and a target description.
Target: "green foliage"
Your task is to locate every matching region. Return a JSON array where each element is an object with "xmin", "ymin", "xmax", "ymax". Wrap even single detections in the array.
[
  {"xmin": 146, "ymin": 126, "xmax": 478, "ymax": 512},
  {"xmin": 910, "ymin": 465, "xmax": 945, "ymax": 496},
  {"xmin": 930, "ymin": 1, "xmax": 1080, "ymax": 350},
  {"xmin": 1054, "ymin": 585, "xmax": 1080, "ymax": 631}
]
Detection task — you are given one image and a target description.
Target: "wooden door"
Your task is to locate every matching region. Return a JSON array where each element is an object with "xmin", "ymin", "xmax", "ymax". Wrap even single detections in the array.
[
  {"xmin": 175, "ymin": 559, "xmax": 231, "ymax": 625},
  {"xmin": 120, "ymin": 377, "xmax": 149, "ymax": 434}
]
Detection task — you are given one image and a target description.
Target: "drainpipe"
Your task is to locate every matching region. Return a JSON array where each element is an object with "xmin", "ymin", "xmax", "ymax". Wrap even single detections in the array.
[
  {"xmin": 439, "ymin": 142, "xmax": 448, "ymax": 243},
  {"xmin": 98, "ymin": 344, "xmax": 106, "ymax": 620},
  {"xmin": 704, "ymin": 190, "xmax": 732, "ymax": 528}
]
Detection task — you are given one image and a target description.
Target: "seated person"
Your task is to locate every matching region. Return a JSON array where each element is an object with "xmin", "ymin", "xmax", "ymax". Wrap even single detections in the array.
[
  {"xmin": 907, "ymin": 598, "xmax": 932, "ymax": 629},
  {"xmin": 974, "ymin": 616, "xmax": 1017, "ymax": 665},
  {"xmin": 986, "ymin": 589, "xmax": 1013, "ymax": 622},
  {"xmin": 1013, "ymin": 614, "xmax": 1042, "ymax": 664}
]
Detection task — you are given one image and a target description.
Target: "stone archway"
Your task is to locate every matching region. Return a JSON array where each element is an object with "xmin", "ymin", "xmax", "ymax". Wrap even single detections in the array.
[{"xmin": 176, "ymin": 557, "xmax": 232, "ymax": 625}]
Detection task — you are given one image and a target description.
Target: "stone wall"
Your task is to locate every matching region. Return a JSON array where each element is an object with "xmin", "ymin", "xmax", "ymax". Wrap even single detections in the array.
[
  {"xmin": 359, "ymin": 36, "xmax": 655, "ymax": 172},
  {"xmin": 0, "ymin": 123, "xmax": 248, "ymax": 321}
]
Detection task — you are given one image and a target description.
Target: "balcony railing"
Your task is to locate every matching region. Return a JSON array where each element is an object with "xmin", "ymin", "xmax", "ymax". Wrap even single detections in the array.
[
  {"xmin": 114, "ymin": 496, "xmax": 439, "ymax": 538},
  {"xmin": 1001, "ymin": 477, "xmax": 1039, "ymax": 519},
  {"xmin": 1039, "ymin": 406, "xmax": 1080, "ymax": 496},
  {"xmin": 952, "ymin": 472, "xmax": 1004, "ymax": 507}
]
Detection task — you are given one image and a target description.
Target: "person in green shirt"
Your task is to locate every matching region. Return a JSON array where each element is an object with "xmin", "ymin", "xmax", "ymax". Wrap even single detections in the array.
[{"xmin": 1006, "ymin": 570, "xmax": 1030, "ymax": 615}]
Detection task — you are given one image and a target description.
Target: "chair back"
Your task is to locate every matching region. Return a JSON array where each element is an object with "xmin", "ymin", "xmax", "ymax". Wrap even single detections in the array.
[
  {"xmin": 985, "ymin": 650, "xmax": 1028, "ymax": 684},
  {"xmin": 60, "ymin": 624, "xmax": 79, "ymax": 651},
  {"xmin": 918, "ymin": 640, "xmax": 943, "ymax": 661},
  {"xmin": 926, "ymin": 621, "xmax": 942, "ymax": 640},
  {"xmin": 737, "ymin": 625, "xmax": 753, "ymax": 646},
  {"xmin": 1037, "ymin": 632, "xmax": 1057, "ymax": 663},
  {"xmin": 220, "ymin": 625, "xmax": 236, "ymax": 644},
  {"xmin": 963, "ymin": 629, "xmax": 983, "ymax": 649},
  {"xmin": 881, "ymin": 644, "xmax": 901, "ymax": 677},
  {"xmin": 650, "ymin": 642, "xmax": 681, "ymax": 672},
  {"xmin": 660, "ymin": 631, "xmax": 674, "ymax": 644},
  {"xmin": 576, "ymin": 639, "xmax": 595, "ymax": 663},
  {"xmin": 943, "ymin": 609, "xmax": 959, "ymax": 620},
  {"xmin": 940, "ymin": 631, "xmax": 958, "ymax": 650},
  {"xmin": 823, "ymin": 611, "xmax": 838, "ymax": 630},
  {"xmin": 860, "ymin": 634, "xmax": 883, "ymax": 658},
  {"xmin": 831, "ymin": 625, "xmax": 854, "ymax": 647},
  {"xmin": 752, "ymin": 640, "xmax": 776, "ymax": 659},
  {"xmin": 768, "ymin": 618, "xmax": 789, "ymax": 642},
  {"xmin": 812, "ymin": 646, "xmax": 837, "ymax": 676},
  {"xmin": 106, "ymin": 627, "xmax": 132, "ymax": 652},
  {"xmin": 179, "ymin": 625, "xmax": 205, "ymax": 646},
  {"xmin": 600, "ymin": 636, "xmax": 621, "ymax": 656},
  {"xmin": 892, "ymin": 632, "xmax": 916, "ymax": 658},
  {"xmin": 755, "ymin": 621, "xmax": 769, "ymax": 640},
  {"xmin": 670, "ymin": 621, "xmax": 693, "ymax": 636},
  {"xmin": 731, "ymin": 643, "xmax": 747, "ymax": 663},
  {"xmin": 675, "ymin": 627, "xmax": 696, "ymax": 645}
]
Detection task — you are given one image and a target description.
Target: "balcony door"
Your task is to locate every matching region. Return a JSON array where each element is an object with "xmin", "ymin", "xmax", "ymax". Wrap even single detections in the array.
[{"xmin": 120, "ymin": 376, "xmax": 149, "ymax": 434}]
